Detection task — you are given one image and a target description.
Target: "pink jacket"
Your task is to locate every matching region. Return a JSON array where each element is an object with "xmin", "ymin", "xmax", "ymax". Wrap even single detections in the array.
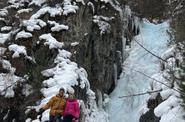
[{"xmin": 63, "ymin": 99, "xmax": 80, "ymax": 118}]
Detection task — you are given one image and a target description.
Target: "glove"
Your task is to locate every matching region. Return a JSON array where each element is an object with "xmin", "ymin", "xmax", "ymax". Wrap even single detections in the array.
[{"xmin": 38, "ymin": 108, "xmax": 45, "ymax": 115}]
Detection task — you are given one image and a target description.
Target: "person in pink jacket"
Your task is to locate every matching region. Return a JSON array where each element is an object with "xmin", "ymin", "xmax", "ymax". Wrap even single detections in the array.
[{"xmin": 63, "ymin": 93, "xmax": 80, "ymax": 122}]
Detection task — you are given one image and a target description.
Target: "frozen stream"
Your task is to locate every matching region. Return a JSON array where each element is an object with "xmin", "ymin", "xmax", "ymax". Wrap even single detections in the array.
[{"xmin": 108, "ymin": 20, "xmax": 169, "ymax": 122}]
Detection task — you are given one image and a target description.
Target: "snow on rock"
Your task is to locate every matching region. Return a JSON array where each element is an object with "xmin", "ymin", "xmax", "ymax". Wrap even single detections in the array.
[
  {"xmin": 160, "ymin": 89, "xmax": 174, "ymax": 100},
  {"xmin": 8, "ymin": 44, "xmax": 27, "ymax": 58},
  {"xmin": 139, "ymin": 104, "xmax": 150, "ymax": 115},
  {"xmin": 48, "ymin": 21, "xmax": 69, "ymax": 32},
  {"xmin": 63, "ymin": 0, "xmax": 79, "ymax": 16},
  {"xmin": 152, "ymin": 41, "xmax": 185, "ymax": 122},
  {"xmin": 159, "ymin": 105, "xmax": 185, "ymax": 122},
  {"xmin": 93, "ymin": 15, "xmax": 112, "ymax": 35},
  {"xmin": 23, "ymin": 19, "xmax": 46, "ymax": 32},
  {"xmin": 0, "ymin": 17, "xmax": 5, "ymax": 21},
  {"xmin": 154, "ymin": 95, "xmax": 180, "ymax": 117},
  {"xmin": 0, "ymin": 9, "xmax": 8, "ymax": 16},
  {"xmin": 100, "ymin": 0, "xmax": 110, "ymax": 3},
  {"xmin": 1, "ymin": 59, "xmax": 12, "ymax": 71},
  {"xmin": 0, "ymin": 33, "xmax": 10, "ymax": 44},
  {"xmin": 31, "ymin": 6, "xmax": 63, "ymax": 19},
  {"xmin": 7, "ymin": 0, "xmax": 25, "ymax": 8},
  {"xmin": 94, "ymin": 15, "xmax": 115, "ymax": 22},
  {"xmin": 25, "ymin": 118, "xmax": 32, "ymax": 122},
  {"xmin": 29, "ymin": 0, "xmax": 46, "ymax": 6},
  {"xmin": 41, "ymin": 50, "xmax": 78, "ymax": 92},
  {"xmin": 71, "ymin": 42, "xmax": 79, "ymax": 46},
  {"xmin": 22, "ymin": 6, "xmax": 63, "ymax": 32},
  {"xmin": 76, "ymin": 0, "xmax": 85, "ymax": 5},
  {"xmin": 0, "ymin": 73, "xmax": 24, "ymax": 98},
  {"xmin": 87, "ymin": 2, "xmax": 95, "ymax": 14},
  {"xmin": 17, "ymin": 8, "xmax": 33, "ymax": 14},
  {"xmin": 1, "ymin": 26, "xmax": 12, "ymax": 32},
  {"xmin": 15, "ymin": 30, "xmax": 33, "ymax": 40},
  {"xmin": 22, "ymin": 84, "xmax": 33, "ymax": 97},
  {"xmin": 39, "ymin": 33, "xmax": 64, "ymax": 49}
]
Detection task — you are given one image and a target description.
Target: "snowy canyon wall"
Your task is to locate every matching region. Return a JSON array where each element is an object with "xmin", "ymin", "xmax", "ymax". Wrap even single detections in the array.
[{"xmin": 0, "ymin": 0, "xmax": 132, "ymax": 121}]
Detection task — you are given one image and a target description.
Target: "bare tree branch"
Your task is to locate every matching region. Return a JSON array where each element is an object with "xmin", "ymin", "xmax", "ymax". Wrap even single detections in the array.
[{"xmin": 119, "ymin": 89, "xmax": 162, "ymax": 98}]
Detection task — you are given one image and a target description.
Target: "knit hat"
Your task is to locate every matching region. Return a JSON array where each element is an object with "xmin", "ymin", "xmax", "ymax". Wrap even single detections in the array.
[{"xmin": 59, "ymin": 87, "xmax": 65, "ymax": 92}]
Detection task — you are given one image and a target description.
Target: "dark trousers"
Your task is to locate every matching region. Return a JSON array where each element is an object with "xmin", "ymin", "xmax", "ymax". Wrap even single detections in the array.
[
  {"xmin": 49, "ymin": 115, "xmax": 62, "ymax": 122},
  {"xmin": 63, "ymin": 115, "xmax": 74, "ymax": 122}
]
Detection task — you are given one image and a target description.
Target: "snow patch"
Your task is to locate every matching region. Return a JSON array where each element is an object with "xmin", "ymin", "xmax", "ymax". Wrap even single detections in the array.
[
  {"xmin": 8, "ymin": 44, "xmax": 27, "ymax": 58},
  {"xmin": 31, "ymin": 6, "xmax": 63, "ymax": 19},
  {"xmin": 39, "ymin": 33, "xmax": 64, "ymax": 49},
  {"xmin": 71, "ymin": 42, "xmax": 79, "ymax": 46},
  {"xmin": 76, "ymin": 0, "xmax": 85, "ymax": 5},
  {"xmin": 1, "ymin": 59, "xmax": 12, "ymax": 71},
  {"xmin": 100, "ymin": 0, "xmax": 110, "ymax": 3},
  {"xmin": 87, "ymin": 2, "xmax": 95, "ymax": 14},
  {"xmin": 48, "ymin": 21, "xmax": 69, "ymax": 32},
  {"xmin": 23, "ymin": 19, "xmax": 46, "ymax": 32},
  {"xmin": 0, "ymin": 9, "xmax": 8, "ymax": 16},
  {"xmin": 29, "ymin": 0, "xmax": 46, "ymax": 6},
  {"xmin": 0, "ymin": 73, "xmax": 24, "ymax": 98},
  {"xmin": 22, "ymin": 6, "xmax": 63, "ymax": 32},
  {"xmin": 63, "ymin": 0, "xmax": 79, "ymax": 16},
  {"xmin": 1, "ymin": 26, "xmax": 12, "ymax": 32},
  {"xmin": 93, "ymin": 15, "xmax": 113, "ymax": 35},
  {"xmin": 154, "ymin": 95, "xmax": 180, "ymax": 117},
  {"xmin": 0, "ymin": 33, "xmax": 10, "ymax": 44},
  {"xmin": 17, "ymin": 8, "xmax": 33, "ymax": 14},
  {"xmin": 15, "ymin": 30, "xmax": 33, "ymax": 40}
]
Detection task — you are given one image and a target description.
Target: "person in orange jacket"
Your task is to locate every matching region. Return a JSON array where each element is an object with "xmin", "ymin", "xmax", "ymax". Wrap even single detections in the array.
[
  {"xmin": 63, "ymin": 93, "xmax": 80, "ymax": 122},
  {"xmin": 39, "ymin": 88, "xmax": 66, "ymax": 122}
]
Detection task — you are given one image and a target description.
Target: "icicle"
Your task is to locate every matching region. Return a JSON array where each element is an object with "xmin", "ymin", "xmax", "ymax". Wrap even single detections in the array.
[
  {"xmin": 97, "ymin": 89, "xmax": 103, "ymax": 110},
  {"xmin": 122, "ymin": 36, "xmax": 127, "ymax": 60},
  {"xmin": 132, "ymin": 16, "xmax": 140, "ymax": 35},
  {"xmin": 114, "ymin": 63, "xmax": 118, "ymax": 86}
]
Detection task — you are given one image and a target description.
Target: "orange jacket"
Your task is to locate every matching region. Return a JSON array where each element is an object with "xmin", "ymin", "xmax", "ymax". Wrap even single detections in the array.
[{"xmin": 43, "ymin": 95, "xmax": 66, "ymax": 116}]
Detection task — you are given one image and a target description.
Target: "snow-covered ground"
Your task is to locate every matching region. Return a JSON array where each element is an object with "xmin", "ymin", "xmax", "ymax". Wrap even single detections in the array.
[{"xmin": 108, "ymin": 20, "xmax": 170, "ymax": 122}]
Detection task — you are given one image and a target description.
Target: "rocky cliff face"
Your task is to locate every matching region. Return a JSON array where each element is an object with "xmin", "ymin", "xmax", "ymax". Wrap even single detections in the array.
[{"xmin": 73, "ymin": 2, "xmax": 123, "ymax": 95}]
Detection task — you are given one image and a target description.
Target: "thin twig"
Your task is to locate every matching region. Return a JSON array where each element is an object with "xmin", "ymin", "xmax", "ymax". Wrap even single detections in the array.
[{"xmin": 119, "ymin": 89, "xmax": 162, "ymax": 98}]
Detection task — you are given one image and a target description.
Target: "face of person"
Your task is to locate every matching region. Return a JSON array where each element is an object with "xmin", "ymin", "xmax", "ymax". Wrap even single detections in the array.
[
  {"xmin": 59, "ymin": 90, "xmax": 64, "ymax": 97},
  {"xmin": 69, "ymin": 94, "xmax": 74, "ymax": 99}
]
